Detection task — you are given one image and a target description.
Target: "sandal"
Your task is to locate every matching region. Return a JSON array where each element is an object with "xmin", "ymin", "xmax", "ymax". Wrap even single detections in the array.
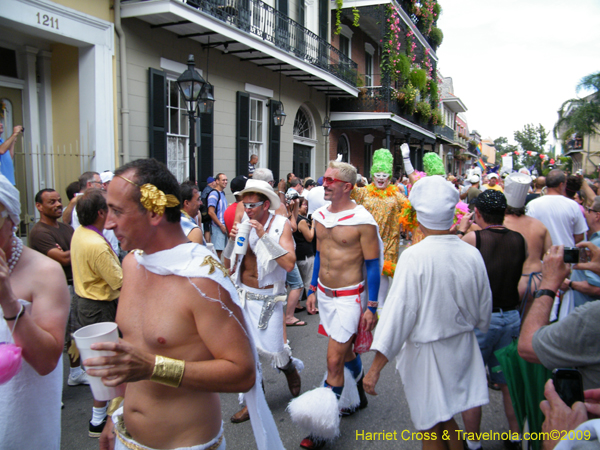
[
  {"xmin": 286, "ymin": 319, "xmax": 307, "ymax": 327},
  {"xmin": 295, "ymin": 306, "xmax": 307, "ymax": 313}
]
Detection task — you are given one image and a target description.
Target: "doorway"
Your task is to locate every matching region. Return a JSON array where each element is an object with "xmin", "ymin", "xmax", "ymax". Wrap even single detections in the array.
[{"xmin": 293, "ymin": 143, "xmax": 311, "ymax": 180}]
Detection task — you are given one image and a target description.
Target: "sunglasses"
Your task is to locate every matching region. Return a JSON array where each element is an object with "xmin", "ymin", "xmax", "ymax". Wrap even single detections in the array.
[
  {"xmin": 586, "ymin": 207, "xmax": 600, "ymax": 214},
  {"xmin": 243, "ymin": 201, "xmax": 264, "ymax": 209},
  {"xmin": 322, "ymin": 177, "xmax": 349, "ymax": 185}
]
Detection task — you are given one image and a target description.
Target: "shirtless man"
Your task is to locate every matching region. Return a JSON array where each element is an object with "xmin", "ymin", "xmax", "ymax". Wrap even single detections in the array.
[
  {"xmin": 289, "ymin": 161, "xmax": 380, "ymax": 449},
  {"xmin": 83, "ymin": 159, "xmax": 283, "ymax": 450},
  {"xmin": 0, "ymin": 175, "xmax": 70, "ymax": 449},
  {"xmin": 503, "ymin": 173, "xmax": 552, "ymax": 311},
  {"xmin": 226, "ymin": 179, "xmax": 301, "ymax": 423}
]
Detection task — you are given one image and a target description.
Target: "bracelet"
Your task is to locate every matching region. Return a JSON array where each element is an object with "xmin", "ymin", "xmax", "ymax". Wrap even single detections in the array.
[
  {"xmin": 457, "ymin": 231, "xmax": 465, "ymax": 236},
  {"xmin": 568, "ymin": 280, "xmax": 573, "ymax": 290},
  {"xmin": 4, "ymin": 304, "xmax": 25, "ymax": 321},
  {"xmin": 151, "ymin": 355, "xmax": 185, "ymax": 388},
  {"xmin": 106, "ymin": 396, "xmax": 124, "ymax": 416},
  {"xmin": 279, "ymin": 191, "xmax": 285, "ymax": 195}
]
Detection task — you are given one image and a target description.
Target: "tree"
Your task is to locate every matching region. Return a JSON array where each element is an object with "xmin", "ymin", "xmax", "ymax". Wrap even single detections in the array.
[
  {"xmin": 494, "ymin": 136, "xmax": 519, "ymax": 168},
  {"xmin": 514, "ymin": 124, "xmax": 549, "ymax": 173},
  {"xmin": 553, "ymin": 71, "xmax": 600, "ymax": 146}
]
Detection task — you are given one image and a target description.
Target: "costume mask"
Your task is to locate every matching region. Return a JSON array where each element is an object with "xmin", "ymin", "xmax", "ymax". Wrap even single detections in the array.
[{"xmin": 373, "ymin": 173, "xmax": 390, "ymax": 189}]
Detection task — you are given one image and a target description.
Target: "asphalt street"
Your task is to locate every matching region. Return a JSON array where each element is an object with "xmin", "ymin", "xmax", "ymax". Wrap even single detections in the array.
[{"xmin": 61, "ymin": 307, "xmax": 510, "ymax": 450}]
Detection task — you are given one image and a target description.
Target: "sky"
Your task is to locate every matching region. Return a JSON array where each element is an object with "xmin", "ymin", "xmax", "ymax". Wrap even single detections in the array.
[{"xmin": 435, "ymin": 0, "xmax": 600, "ymax": 151}]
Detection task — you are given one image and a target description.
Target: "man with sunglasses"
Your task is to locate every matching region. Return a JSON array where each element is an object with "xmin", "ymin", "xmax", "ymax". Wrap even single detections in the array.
[
  {"xmin": 560, "ymin": 196, "xmax": 600, "ymax": 307},
  {"xmin": 289, "ymin": 161, "xmax": 381, "ymax": 449},
  {"xmin": 226, "ymin": 179, "xmax": 302, "ymax": 424}
]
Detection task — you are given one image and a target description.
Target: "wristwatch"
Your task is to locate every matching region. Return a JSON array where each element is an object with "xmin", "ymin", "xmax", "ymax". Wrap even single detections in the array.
[{"xmin": 533, "ymin": 289, "xmax": 556, "ymax": 299}]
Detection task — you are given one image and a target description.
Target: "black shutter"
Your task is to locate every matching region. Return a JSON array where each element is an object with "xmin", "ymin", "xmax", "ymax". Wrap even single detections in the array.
[
  {"xmin": 269, "ymin": 101, "xmax": 281, "ymax": 181},
  {"xmin": 148, "ymin": 68, "xmax": 167, "ymax": 163},
  {"xmin": 198, "ymin": 111, "xmax": 214, "ymax": 190},
  {"xmin": 236, "ymin": 91, "xmax": 250, "ymax": 176}
]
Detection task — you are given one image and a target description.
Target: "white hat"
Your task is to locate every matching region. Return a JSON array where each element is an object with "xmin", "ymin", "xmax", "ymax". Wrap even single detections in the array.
[
  {"xmin": 504, "ymin": 172, "xmax": 532, "ymax": 208},
  {"xmin": 469, "ymin": 175, "xmax": 480, "ymax": 184},
  {"xmin": 0, "ymin": 174, "xmax": 20, "ymax": 225},
  {"xmin": 488, "ymin": 173, "xmax": 499, "ymax": 179},
  {"xmin": 238, "ymin": 179, "xmax": 280, "ymax": 210},
  {"xmin": 100, "ymin": 171, "xmax": 114, "ymax": 184},
  {"xmin": 409, "ymin": 175, "xmax": 458, "ymax": 230},
  {"xmin": 306, "ymin": 186, "xmax": 329, "ymax": 215}
]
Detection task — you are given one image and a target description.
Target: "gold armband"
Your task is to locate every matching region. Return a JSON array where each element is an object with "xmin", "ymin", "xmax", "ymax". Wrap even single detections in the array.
[
  {"xmin": 150, "ymin": 355, "xmax": 185, "ymax": 388},
  {"xmin": 107, "ymin": 396, "xmax": 124, "ymax": 416}
]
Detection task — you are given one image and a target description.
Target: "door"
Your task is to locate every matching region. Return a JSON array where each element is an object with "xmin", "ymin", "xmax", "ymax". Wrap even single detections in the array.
[
  {"xmin": 0, "ymin": 87, "xmax": 28, "ymax": 232},
  {"xmin": 293, "ymin": 143, "xmax": 311, "ymax": 179}
]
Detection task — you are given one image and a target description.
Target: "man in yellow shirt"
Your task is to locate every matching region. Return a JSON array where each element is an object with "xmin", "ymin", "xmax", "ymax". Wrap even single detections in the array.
[
  {"xmin": 482, "ymin": 173, "xmax": 504, "ymax": 192},
  {"xmin": 71, "ymin": 188, "xmax": 123, "ymax": 438}
]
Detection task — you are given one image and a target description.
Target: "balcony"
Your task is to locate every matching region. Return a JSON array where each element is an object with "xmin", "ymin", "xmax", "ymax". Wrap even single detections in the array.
[
  {"xmin": 121, "ymin": 0, "xmax": 358, "ymax": 92},
  {"xmin": 435, "ymin": 125, "xmax": 454, "ymax": 142},
  {"xmin": 330, "ymin": 87, "xmax": 434, "ymax": 133}
]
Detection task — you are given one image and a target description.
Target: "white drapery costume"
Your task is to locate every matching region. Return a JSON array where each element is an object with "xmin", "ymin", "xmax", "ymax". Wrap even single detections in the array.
[
  {"xmin": 372, "ymin": 234, "xmax": 492, "ymax": 430},
  {"xmin": 134, "ymin": 243, "xmax": 284, "ymax": 450}
]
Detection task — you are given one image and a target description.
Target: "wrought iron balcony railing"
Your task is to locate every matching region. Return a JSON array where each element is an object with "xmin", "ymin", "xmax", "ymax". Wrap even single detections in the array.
[
  {"xmin": 180, "ymin": 0, "xmax": 358, "ymax": 86},
  {"xmin": 330, "ymin": 87, "xmax": 434, "ymax": 132},
  {"xmin": 435, "ymin": 125, "xmax": 455, "ymax": 141}
]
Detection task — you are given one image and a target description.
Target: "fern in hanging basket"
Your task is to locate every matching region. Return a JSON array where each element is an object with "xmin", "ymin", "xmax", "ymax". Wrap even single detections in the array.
[
  {"xmin": 415, "ymin": 101, "xmax": 432, "ymax": 119},
  {"xmin": 410, "ymin": 68, "xmax": 428, "ymax": 93},
  {"xmin": 429, "ymin": 27, "xmax": 444, "ymax": 49}
]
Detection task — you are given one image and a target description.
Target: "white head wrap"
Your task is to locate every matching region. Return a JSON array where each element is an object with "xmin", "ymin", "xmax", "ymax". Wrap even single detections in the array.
[
  {"xmin": 504, "ymin": 172, "xmax": 532, "ymax": 208},
  {"xmin": 0, "ymin": 174, "xmax": 20, "ymax": 225},
  {"xmin": 409, "ymin": 175, "xmax": 458, "ymax": 230}
]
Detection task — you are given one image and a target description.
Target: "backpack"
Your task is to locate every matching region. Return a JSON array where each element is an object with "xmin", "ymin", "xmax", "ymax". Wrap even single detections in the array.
[{"xmin": 200, "ymin": 188, "xmax": 218, "ymax": 224}]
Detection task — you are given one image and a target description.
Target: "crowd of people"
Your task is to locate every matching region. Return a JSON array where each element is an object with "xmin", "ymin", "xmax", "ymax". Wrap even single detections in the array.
[{"xmin": 0, "ymin": 149, "xmax": 599, "ymax": 450}]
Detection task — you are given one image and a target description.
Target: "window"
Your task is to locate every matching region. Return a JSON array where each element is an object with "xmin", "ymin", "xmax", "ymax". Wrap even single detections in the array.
[
  {"xmin": 365, "ymin": 53, "xmax": 373, "ymax": 88},
  {"xmin": 293, "ymin": 107, "xmax": 313, "ymax": 138},
  {"xmin": 166, "ymin": 78, "xmax": 189, "ymax": 182},
  {"xmin": 249, "ymin": 98, "xmax": 266, "ymax": 166},
  {"xmin": 337, "ymin": 134, "xmax": 350, "ymax": 163},
  {"xmin": 339, "ymin": 35, "xmax": 350, "ymax": 58}
]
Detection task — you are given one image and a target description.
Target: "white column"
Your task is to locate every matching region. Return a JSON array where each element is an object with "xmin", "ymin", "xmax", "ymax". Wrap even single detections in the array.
[
  {"xmin": 22, "ymin": 46, "xmax": 41, "ymax": 209},
  {"xmin": 39, "ymin": 50, "xmax": 54, "ymax": 189},
  {"xmin": 79, "ymin": 44, "xmax": 115, "ymax": 173}
]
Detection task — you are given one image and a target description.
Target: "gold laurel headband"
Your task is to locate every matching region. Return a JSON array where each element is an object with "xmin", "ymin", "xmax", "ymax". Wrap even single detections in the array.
[{"xmin": 117, "ymin": 175, "xmax": 180, "ymax": 216}]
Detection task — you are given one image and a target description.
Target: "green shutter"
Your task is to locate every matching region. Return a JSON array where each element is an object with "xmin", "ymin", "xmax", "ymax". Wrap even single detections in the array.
[
  {"xmin": 236, "ymin": 91, "xmax": 250, "ymax": 176},
  {"xmin": 148, "ymin": 68, "xmax": 167, "ymax": 163},
  {"xmin": 199, "ymin": 111, "xmax": 214, "ymax": 190}
]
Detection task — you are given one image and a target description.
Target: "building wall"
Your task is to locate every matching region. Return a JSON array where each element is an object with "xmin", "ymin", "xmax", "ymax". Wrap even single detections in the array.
[
  {"xmin": 119, "ymin": 18, "xmax": 328, "ymax": 188},
  {"xmin": 50, "ymin": 0, "xmax": 114, "ymax": 22}
]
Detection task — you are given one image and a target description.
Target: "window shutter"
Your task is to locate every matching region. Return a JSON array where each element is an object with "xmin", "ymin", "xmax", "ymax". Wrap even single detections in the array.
[
  {"xmin": 269, "ymin": 101, "xmax": 281, "ymax": 181},
  {"xmin": 148, "ymin": 68, "xmax": 167, "ymax": 163},
  {"xmin": 236, "ymin": 91, "xmax": 250, "ymax": 176},
  {"xmin": 198, "ymin": 111, "xmax": 214, "ymax": 190}
]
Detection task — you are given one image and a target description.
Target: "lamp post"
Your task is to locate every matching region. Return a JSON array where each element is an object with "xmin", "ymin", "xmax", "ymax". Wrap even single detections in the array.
[
  {"xmin": 321, "ymin": 96, "xmax": 331, "ymax": 137},
  {"xmin": 272, "ymin": 64, "xmax": 286, "ymax": 127},
  {"xmin": 177, "ymin": 54, "xmax": 206, "ymax": 182}
]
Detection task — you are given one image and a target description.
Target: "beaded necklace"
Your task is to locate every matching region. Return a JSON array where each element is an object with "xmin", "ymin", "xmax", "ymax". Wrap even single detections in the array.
[{"xmin": 7, "ymin": 237, "xmax": 23, "ymax": 274}]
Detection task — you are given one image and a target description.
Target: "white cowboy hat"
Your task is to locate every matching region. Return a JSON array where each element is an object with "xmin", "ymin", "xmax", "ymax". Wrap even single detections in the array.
[{"xmin": 238, "ymin": 179, "xmax": 280, "ymax": 210}]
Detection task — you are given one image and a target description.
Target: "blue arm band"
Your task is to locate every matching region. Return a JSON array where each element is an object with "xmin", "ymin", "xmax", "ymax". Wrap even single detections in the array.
[
  {"xmin": 307, "ymin": 251, "xmax": 320, "ymax": 297},
  {"xmin": 365, "ymin": 258, "xmax": 380, "ymax": 313}
]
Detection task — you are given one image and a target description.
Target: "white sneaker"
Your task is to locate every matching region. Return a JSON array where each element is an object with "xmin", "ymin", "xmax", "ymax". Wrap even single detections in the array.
[{"xmin": 68, "ymin": 370, "xmax": 90, "ymax": 386}]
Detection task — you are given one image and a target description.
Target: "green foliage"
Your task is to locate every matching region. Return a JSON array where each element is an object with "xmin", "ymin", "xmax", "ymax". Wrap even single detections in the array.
[
  {"xmin": 433, "ymin": 2, "xmax": 441, "ymax": 17},
  {"xmin": 415, "ymin": 100, "xmax": 432, "ymax": 119},
  {"xmin": 395, "ymin": 54, "xmax": 411, "ymax": 81},
  {"xmin": 410, "ymin": 68, "xmax": 427, "ymax": 92},
  {"xmin": 352, "ymin": 6, "xmax": 360, "ymax": 27},
  {"xmin": 427, "ymin": 78, "xmax": 439, "ymax": 105},
  {"xmin": 429, "ymin": 27, "xmax": 444, "ymax": 49},
  {"xmin": 514, "ymin": 123, "xmax": 548, "ymax": 154},
  {"xmin": 554, "ymin": 71, "xmax": 600, "ymax": 144},
  {"xmin": 396, "ymin": 82, "xmax": 418, "ymax": 110},
  {"xmin": 558, "ymin": 156, "xmax": 573, "ymax": 173},
  {"xmin": 431, "ymin": 108, "xmax": 443, "ymax": 126},
  {"xmin": 334, "ymin": 0, "xmax": 343, "ymax": 34}
]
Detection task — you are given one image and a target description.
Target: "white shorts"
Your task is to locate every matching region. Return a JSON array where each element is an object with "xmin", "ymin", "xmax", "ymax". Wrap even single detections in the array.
[{"xmin": 317, "ymin": 280, "xmax": 366, "ymax": 343}]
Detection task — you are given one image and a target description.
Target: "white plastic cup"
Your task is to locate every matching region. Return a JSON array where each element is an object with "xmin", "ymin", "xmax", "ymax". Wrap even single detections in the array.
[
  {"xmin": 73, "ymin": 322, "xmax": 121, "ymax": 401},
  {"xmin": 234, "ymin": 222, "xmax": 252, "ymax": 255}
]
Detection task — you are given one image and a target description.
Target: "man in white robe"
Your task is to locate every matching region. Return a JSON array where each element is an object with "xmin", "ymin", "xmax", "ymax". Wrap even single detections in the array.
[{"xmin": 364, "ymin": 175, "xmax": 492, "ymax": 450}]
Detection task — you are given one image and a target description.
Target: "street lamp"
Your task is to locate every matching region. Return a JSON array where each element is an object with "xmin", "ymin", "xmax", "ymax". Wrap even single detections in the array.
[
  {"xmin": 321, "ymin": 96, "xmax": 331, "ymax": 137},
  {"xmin": 272, "ymin": 65, "xmax": 286, "ymax": 127},
  {"xmin": 177, "ymin": 54, "xmax": 206, "ymax": 182},
  {"xmin": 198, "ymin": 38, "xmax": 215, "ymax": 115}
]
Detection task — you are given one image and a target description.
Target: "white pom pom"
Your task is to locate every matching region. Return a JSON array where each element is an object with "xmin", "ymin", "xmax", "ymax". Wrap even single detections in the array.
[{"xmin": 287, "ymin": 387, "xmax": 340, "ymax": 440}]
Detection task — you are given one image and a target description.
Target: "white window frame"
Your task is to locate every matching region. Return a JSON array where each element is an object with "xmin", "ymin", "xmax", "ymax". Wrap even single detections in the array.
[
  {"xmin": 165, "ymin": 76, "xmax": 189, "ymax": 182},
  {"xmin": 293, "ymin": 105, "xmax": 318, "ymax": 179},
  {"xmin": 364, "ymin": 43, "xmax": 374, "ymax": 89},
  {"xmin": 249, "ymin": 95, "xmax": 268, "ymax": 169},
  {"xmin": 339, "ymin": 24, "xmax": 353, "ymax": 58}
]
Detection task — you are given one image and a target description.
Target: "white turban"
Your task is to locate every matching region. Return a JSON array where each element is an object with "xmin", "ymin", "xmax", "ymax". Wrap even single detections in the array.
[
  {"xmin": 0, "ymin": 174, "xmax": 20, "ymax": 225},
  {"xmin": 409, "ymin": 175, "xmax": 458, "ymax": 230}
]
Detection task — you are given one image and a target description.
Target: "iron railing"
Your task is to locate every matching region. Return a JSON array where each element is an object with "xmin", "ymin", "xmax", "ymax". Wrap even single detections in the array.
[
  {"xmin": 330, "ymin": 87, "xmax": 434, "ymax": 132},
  {"xmin": 435, "ymin": 125, "xmax": 455, "ymax": 141},
  {"xmin": 177, "ymin": 0, "xmax": 358, "ymax": 86}
]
